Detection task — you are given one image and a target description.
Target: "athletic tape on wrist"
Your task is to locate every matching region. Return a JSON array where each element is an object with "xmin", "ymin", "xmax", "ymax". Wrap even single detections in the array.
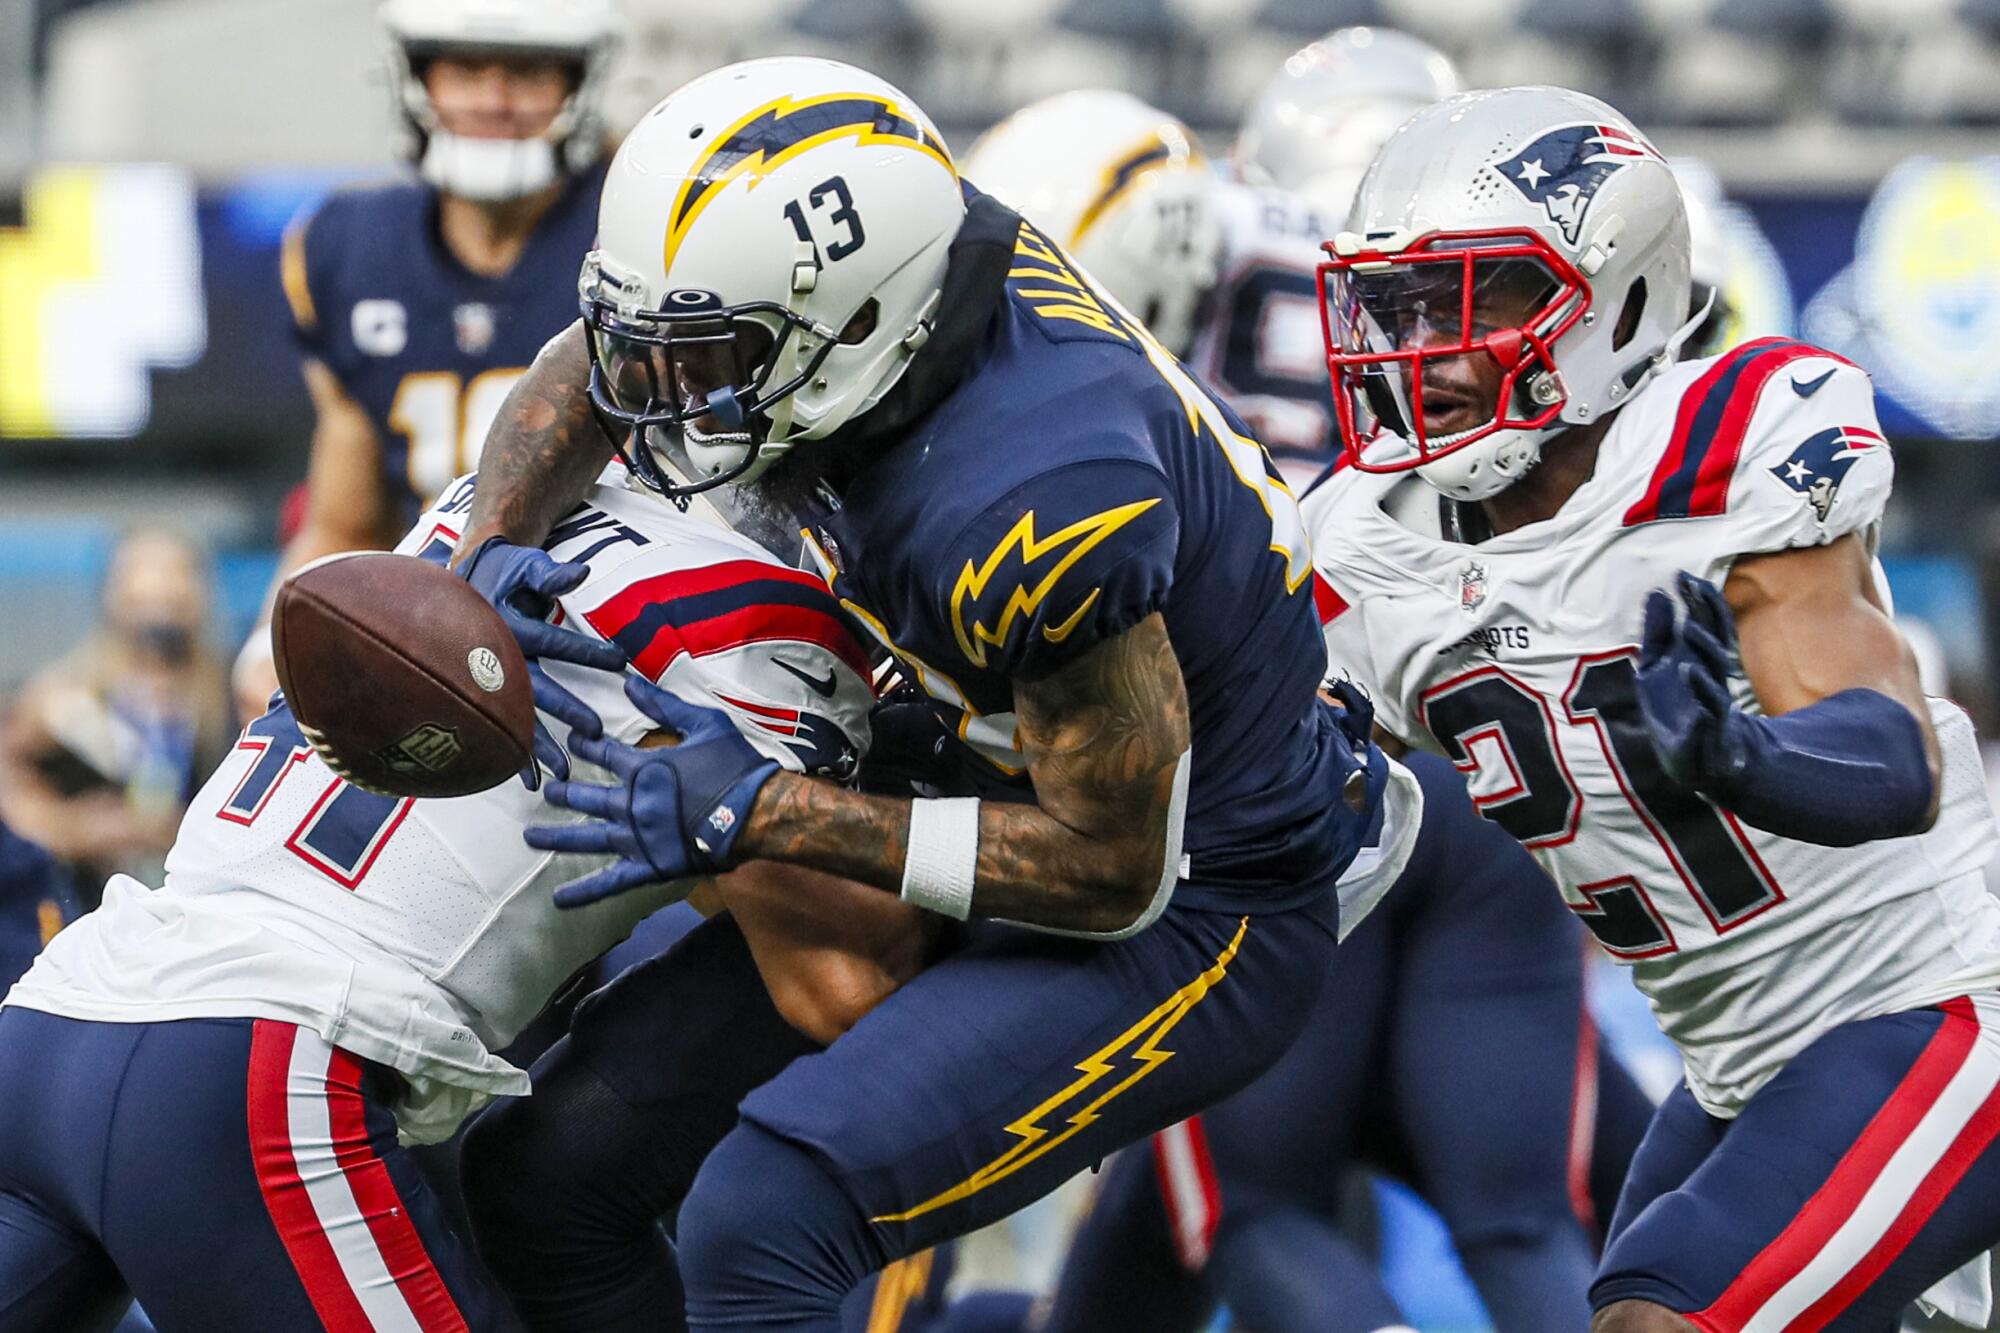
[{"xmin": 901, "ymin": 797, "xmax": 980, "ymax": 919}]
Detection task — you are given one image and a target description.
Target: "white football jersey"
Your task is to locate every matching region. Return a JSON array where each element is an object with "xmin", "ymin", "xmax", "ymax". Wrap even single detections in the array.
[
  {"xmin": 6, "ymin": 473, "xmax": 874, "ymax": 1141},
  {"xmin": 1305, "ymin": 340, "xmax": 2000, "ymax": 1115},
  {"xmin": 1186, "ymin": 180, "xmax": 1343, "ymax": 490}
]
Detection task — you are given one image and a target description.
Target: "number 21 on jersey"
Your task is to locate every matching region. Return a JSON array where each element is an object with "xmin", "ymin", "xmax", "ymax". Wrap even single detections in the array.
[{"xmin": 1422, "ymin": 650, "xmax": 1785, "ymax": 958}]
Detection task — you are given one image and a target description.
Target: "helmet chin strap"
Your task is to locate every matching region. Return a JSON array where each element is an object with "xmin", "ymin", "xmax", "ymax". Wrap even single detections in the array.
[
  {"xmin": 1658, "ymin": 291, "xmax": 1718, "ymax": 364},
  {"xmin": 420, "ymin": 131, "xmax": 560, "ymax": 202}
]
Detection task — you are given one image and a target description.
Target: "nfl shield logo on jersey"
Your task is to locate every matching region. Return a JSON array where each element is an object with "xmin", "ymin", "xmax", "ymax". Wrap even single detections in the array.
[
  {"xmin": 1770, "ymin": 425, "xmax": 1885, "ymax": 522},
  {"xmin": 1494, "ymin": 123, "xmax": 1664, "ymax": 245},
  {"xmin": 454, "ymin": 303, "xmax": 496, "ymax": 355},
  {"xmin": 1458, "ymin": 561, "xmax": 1489, "ymax": 614}
]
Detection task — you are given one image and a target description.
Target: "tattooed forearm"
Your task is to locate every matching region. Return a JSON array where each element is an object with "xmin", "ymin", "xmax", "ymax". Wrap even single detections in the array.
[
  {"xmin": 453, "ymin": 321, "xmax": 617, "ymax": 566},
  {"xmin": 740, "ymin": 613, "xmax": 1192, "ymax": 934}
]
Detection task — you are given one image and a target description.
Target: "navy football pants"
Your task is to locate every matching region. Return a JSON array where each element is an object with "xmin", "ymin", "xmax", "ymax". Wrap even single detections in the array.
[
  {"xmin": 1039, "ymin": 751, "xmax": 1654, "ymax": 1333},
  {"xmin": 1597, "ymin": 995, "xmax": 2000, "ymax": 1331},
  {"xmin": 460, "ymin": 889, "xmax": 1341, "ymax": 1332},
  {"xmin": 0, "ymin": 1007, "xmax": 513, "ymax": 1332},
  {"xmin": 679, "ymin": 894, "xmax": 1340, "ymax": 1330}
]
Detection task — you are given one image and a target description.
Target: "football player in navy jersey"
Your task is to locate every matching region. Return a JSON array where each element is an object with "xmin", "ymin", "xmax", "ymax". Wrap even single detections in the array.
[
  {"xmin": 0, "ymin": 816, "xmax": 77, "ymax": 999},
  {"xmin": 234, "ymin": 0, "xmax": 619, "ymax": 716},
  {"xmin": 964, "ymin": 67, "xmax": 1655, "ymax": 1333},
  {"xmin": 444, "ymin": 56, "xmax": 1388, "ymax": 1332}
]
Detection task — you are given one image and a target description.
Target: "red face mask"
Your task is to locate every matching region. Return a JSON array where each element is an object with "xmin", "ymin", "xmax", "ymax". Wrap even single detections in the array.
[{"xmin": 1317, "ymin": 228, "xmax": 1590, "ymax": 474}]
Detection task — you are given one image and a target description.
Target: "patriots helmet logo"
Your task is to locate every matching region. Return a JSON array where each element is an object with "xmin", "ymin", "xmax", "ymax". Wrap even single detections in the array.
[
  {"xmin": 1493, "ymin": 123, "xmax": 1664, "ymax": 246},
  {"xmin": 1770, "ymin": 426, "xmax": 1884, "ymax": 522}
]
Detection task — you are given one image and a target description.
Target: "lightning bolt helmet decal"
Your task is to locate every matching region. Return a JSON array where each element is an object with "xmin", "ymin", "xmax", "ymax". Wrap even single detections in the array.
[{"xmin": 665, "ymin": 92, "xmax": 955, "ymax": 268}]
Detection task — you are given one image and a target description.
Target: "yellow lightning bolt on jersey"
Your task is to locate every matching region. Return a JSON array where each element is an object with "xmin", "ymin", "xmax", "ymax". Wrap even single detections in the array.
[{"xmin": 948, "ymin": 498, "xmax": 1163, "ymax": 669}]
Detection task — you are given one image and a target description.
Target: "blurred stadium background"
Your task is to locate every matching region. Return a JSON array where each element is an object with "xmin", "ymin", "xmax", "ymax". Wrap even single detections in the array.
[{"xmin": 2, "ymin": 1, "xmax": 1998, "ymax": 1327}]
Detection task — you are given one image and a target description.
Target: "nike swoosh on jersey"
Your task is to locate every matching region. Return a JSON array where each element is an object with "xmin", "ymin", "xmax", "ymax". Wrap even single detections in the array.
[
  {"xmin": 771, "ymin": 657, "xmax": 838, "ymax": 698},
  {"xmin": 1791, "ymin": 368, "xmax": 1836, "ymax": 398}
]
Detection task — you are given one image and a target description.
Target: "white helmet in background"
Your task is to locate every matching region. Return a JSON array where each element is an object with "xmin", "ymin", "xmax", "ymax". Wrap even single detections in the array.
[
  {"xmin": 1321, "ymin": 86, "xmax": 1692, "ymax": 502},
  {"xmin": 1234, "ymin": 26, "xmax": 1460, "ymax": 219},
  {"xmin": 1671, "ymin": 159, "xmax": 1735, "ymax": 359},
  {"xmin": 579, "ymin": 58, "xmax": 965, "ymax": 496},
  {"xmin": 380, "ymin": 0, "xmax": 622, "ymax": 202},
  {"xmin": 965, "ymin": 90, "xmax": 1222, "ymax": 355}
]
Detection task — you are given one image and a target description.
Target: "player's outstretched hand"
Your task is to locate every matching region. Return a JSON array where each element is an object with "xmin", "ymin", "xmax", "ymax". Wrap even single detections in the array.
[
  {"xmin": 459, "ymin": 536, "xmax": 628, "ymax": 789},
  {"xmin": 527, "ymin": 673, "xmax": 780, "ymax": 908},
  {"xmin": 1635, "ymin": 571, "xmax": 1751, "ymax": 794}
]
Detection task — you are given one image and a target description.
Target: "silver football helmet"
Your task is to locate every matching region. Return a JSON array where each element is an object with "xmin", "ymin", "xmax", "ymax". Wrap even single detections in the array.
[
  {"xmin": 1320, "ymin": 86, "xmax": 1692, "ymax": 502},
  {"xmin": 1234, "ymin": 27, "xmax": 1460, "ymax": 220}
]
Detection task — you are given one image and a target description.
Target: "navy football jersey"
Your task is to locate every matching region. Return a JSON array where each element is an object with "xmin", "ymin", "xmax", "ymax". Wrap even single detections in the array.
[
  {"xmin": 0, "ymin": 817, "xmax": 77, "ymax": 996},
  {"xmin": 807, "ymin": 217, "xmax": 1348, "ymax": 912},
  {"xmin": 281, "ymin": 163, "xmax": 606, "ymax": 523}
]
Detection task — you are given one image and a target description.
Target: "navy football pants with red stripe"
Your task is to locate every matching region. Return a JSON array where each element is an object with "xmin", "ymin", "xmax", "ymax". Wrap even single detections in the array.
[
  {"xmin": 0, "ymin": 1007, "xmax": 514, "ymax": 1332},
  {"xmin": 1597, "ymin": 995, "xmax": 2000, "ymax": 1331}
]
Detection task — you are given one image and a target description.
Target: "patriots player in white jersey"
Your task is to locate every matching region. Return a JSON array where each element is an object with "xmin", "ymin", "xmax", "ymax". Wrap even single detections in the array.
[
  {"xmin": 1307, "ymin": 85, "xmax": 2000, "ymax": 1332},
  {"xmin": 0, "ymin": 469, "xmax": 891, "ymax": 1331}
]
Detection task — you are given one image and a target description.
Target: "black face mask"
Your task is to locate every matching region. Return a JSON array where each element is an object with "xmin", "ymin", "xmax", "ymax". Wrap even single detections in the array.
[{"xmin": 134, "ymin": 622, "xmax": 195, "ymax": 665}]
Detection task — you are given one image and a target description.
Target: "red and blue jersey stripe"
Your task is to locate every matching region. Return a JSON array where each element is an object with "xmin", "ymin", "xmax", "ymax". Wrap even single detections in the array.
[
  {"xmin": 583, "ymin": 560, "xmax": 873, "ymax": 684},
  {"xmin": 1623, "ymin": 338, "xmax": 1855, "ymax": 527}
]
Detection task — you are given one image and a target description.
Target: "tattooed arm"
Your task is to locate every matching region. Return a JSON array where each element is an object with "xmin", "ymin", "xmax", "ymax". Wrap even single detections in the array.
[
  {"xmin": 740, "ymin": 612, "xmax": 1191, "ymax": 935},
  {"xmin": 451, "ymin": 322, "xmax": 616, "ymax": 568}
]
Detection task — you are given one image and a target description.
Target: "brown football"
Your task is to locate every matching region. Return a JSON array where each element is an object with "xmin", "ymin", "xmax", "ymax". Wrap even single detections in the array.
[{"xmin": 272, "ymin": 552, "xmax": 535, "ymax": 799}]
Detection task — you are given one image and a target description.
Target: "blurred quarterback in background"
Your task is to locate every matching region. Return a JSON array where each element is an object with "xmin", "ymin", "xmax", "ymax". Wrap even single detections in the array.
[{"xmin": 233, "ymin": 0, "xmax": 621, "ymax": 718}]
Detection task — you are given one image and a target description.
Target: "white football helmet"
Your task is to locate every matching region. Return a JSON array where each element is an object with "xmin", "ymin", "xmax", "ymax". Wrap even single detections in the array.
[
  {"xmin": 380, "ymin": 0, "xmax": 621, "ymax": 202},
  {"xmin": 1234, "ymin": 27, "xmax": 1461, "ymax": 220},
  {"xmin": 579, "ymin": 58, "xmax": 965, "ymax": 496},
  {"xmin": 964, "ymin": 91, "xmax": 1222, "ymax": 356},
  {"xmin": 1321, "ymin": 86, "xmax": 1692, "ymax": 502}
]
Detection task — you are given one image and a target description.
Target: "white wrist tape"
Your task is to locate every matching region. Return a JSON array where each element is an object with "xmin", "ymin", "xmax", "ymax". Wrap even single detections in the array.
[{"xmin": 901, "ymin": 797, "xmax": 981, "ymax": 919}]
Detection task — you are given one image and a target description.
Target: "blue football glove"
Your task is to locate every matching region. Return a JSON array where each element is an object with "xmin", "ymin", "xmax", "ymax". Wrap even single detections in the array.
[
  {"xmin": 1322, "ymin": 676, "xmax": 1378, "ymax": 754},
  {"xmin": 1317, "ymin": 680, "xmax": 1390, "ymax": 879},
  {"xmin": 1635, "ymin": 571, "xmax": 1751, "ymax": 795},
  {"xmin": 526, "ymin": 672, "xmax": 781, "ymax": 908},
  {"xmin": 459, "ymin": 536, "xmax": 629, "ymax": 789}
]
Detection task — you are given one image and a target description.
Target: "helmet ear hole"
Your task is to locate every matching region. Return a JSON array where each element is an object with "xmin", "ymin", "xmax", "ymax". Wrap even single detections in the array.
[
  {"xmin": 1613, "ymin": 277, "xmax": 1647, "ymax": 352},
  {"xmin": 839, "ymin": 300, "xmax": 880, "ymax": 346}
]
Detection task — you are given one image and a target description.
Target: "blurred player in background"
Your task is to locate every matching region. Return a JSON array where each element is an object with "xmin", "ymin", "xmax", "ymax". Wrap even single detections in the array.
[
  {"xmin": 1311, "ymin": 84, "xmax": 2000, "ymax": 1330},
  {"xmin": 234, "ymin": 0, "xmax": 620, "ymax": 717},
  {"xmin": 966, "ymin": 27, "xmax": 1454, "ymax": 494},
  {"xmin": 1673, "ymin": 163, "xmax": 1734, "ymax": 361},
  {"xmin": 0, "ymin": 468, "xmax": 893, "ymax": 1331},
  {"xmin": 0, "ymin": 528, "xmax": 232, "ymax": 900},
  {"xmin": 0, "ymin": 815, "xmax": 76, "ymax": 996},
  {"xmin": 967, "ymin": 63, "xmax": 1652, "ymax": 1333},
  {"xmin": 1223, "ymin": 28, "xmax": 1459, "ymax": 485}
]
